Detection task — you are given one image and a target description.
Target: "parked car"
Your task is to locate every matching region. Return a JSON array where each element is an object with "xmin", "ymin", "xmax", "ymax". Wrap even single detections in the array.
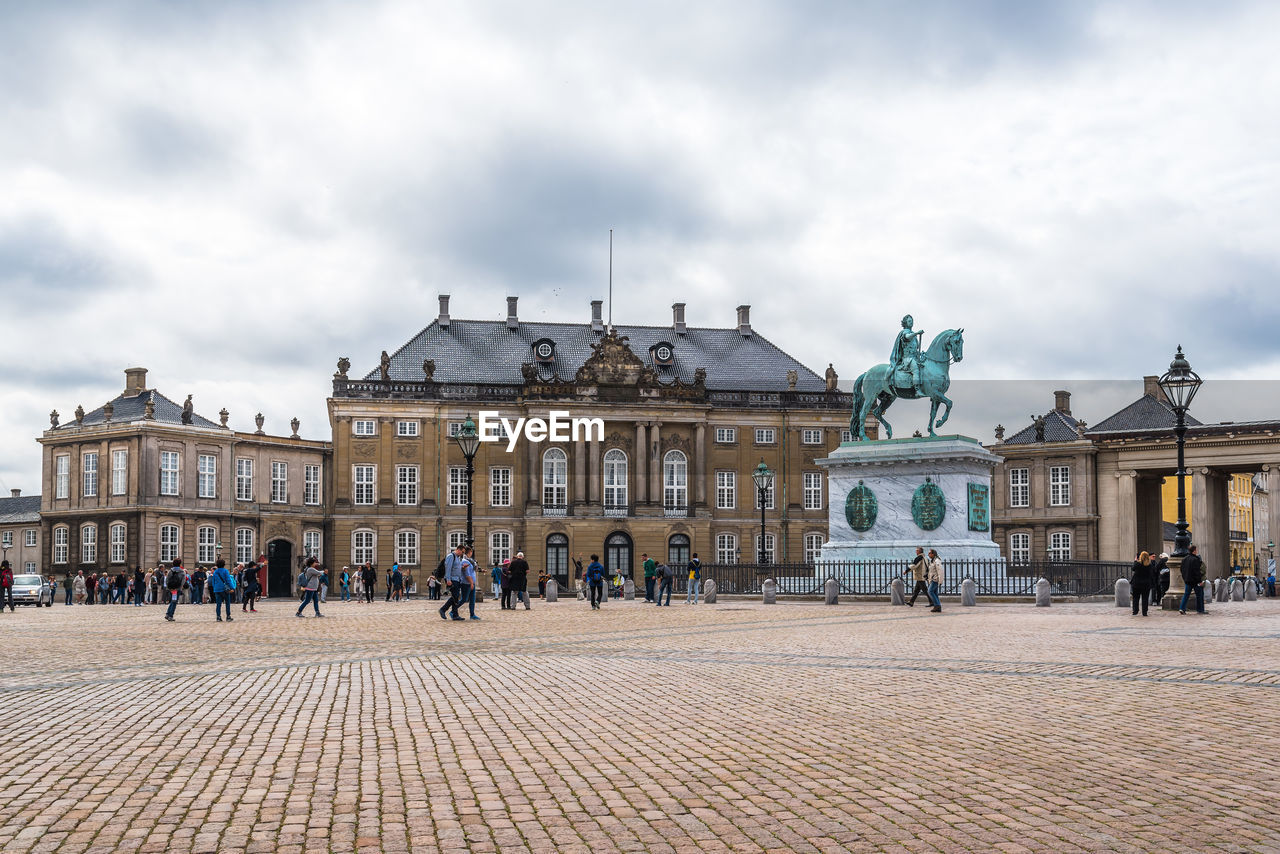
[{"xmin": 11, "ymin": 574, "xmax": 53, "ymax": 606}]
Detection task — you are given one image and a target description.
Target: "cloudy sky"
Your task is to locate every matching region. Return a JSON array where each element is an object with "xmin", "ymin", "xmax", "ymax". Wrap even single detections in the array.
[{"xmin": 3, "ymin": 0, "xmax": 1279, "ymax": 494}]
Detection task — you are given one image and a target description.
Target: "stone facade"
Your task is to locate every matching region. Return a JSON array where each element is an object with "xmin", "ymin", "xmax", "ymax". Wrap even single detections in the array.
[{"xmin": 0, "ymin": 490, "xmax": 42, "ymax": 575}]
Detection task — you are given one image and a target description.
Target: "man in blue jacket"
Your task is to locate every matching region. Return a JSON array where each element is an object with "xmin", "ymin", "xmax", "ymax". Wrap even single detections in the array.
[
  {"xmin": 586, "ymin": 555, "xmax": 606, "ymax": 610},
  {"xmin": 438, "ymin": 545, "xmax": 467, "ymax": 621},
  {"xmin": 208, "ymin": 559, "xmax": 235, "ymax": 622}
]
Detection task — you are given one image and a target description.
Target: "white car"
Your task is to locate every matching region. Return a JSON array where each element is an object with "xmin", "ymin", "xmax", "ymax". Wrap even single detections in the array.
[{"xmin": 11, "ymin": 574, "xmax": 53, "ymax": 606}]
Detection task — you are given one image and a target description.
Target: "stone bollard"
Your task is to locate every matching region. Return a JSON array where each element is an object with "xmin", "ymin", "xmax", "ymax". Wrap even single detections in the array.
[
  {"xmin": 824, "ymin": 577, "xmax": 839, "ymax": 605},
  {"xmin": 623, "ymin": 579, "xmax": 635, "ymax": 600},
  {"xmin": 1218, "ymin": 579, "xmax": 1230, "ymax": 603},
  {"xmin": 703, "ymin": 578, "xmax": 717, "ymax": 604},
  {"xmin": 1245, "ymin": 580, "xmax": 1258, "ymax": 601},
  {"xmin": 576, "ymin": 583, "xmax": 585, "ymax": 600},
  {"xmin": 762, "ymin": 578, "xmax": 777, "ymax": 604},
  {"xmin": 1035, "ymin": 577, "xmax": 1051, "ymax": 607},
  {"xmin": 1230, "ymin": 579, "xmax": 1243, "ymax": 601},
  {"xmin": 1211, "ymin": 579, "xmax": 1223, "ymax": 603},
  {"xmin": 1114, "ymin": 577, "xmax": 1131, "ymax": 608},
  {"xmin": 890, "ymin": 577, "xmax": 905, "ymax": 606},
  {"xmin": 545, "ymin": 579, "xmax": 558, "ymax": 603},
  {"xmin": 961, "ymin": 578, "xmax": 976, "ymax": 607}
]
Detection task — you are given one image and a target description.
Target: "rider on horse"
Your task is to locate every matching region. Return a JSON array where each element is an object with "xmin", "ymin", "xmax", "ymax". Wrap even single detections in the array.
[{"xmin": 890, "ymin": 315, "xmax": 925, "ymax": 394}]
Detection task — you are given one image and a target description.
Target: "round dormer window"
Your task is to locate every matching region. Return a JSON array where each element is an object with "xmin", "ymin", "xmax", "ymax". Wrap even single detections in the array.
[
  {"xmin": 655, "ymin": 344, "xmax": 673, "ymax": 363},
  {"xmin": 536, "ymin": 342, "xmax": 554, "ymax": 359}
]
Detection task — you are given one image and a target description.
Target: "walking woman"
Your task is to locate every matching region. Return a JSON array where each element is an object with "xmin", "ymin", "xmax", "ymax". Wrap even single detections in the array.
[
  {"xmin": 1130, "ymin": 551, "xmax": 1156, "ymax": 617},
  {"xmin": 241, "ymin": 561, "xmax": 260, "ymax": 612}
]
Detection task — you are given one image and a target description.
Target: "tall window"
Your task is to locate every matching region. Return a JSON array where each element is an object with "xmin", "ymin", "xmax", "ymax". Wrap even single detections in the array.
[
  {"xmin": 160, "ymin": 451, "xmax": 180, "ymax": 496},
  {"xmin": 25, "ymin": 529, "xmax": 37, "ymax": 547},
  {"xmin": 804, "ymin": 532, "xmax": 824, "ymax": 564},
  {"xmin": 756, "ymin": 478, "xmax": 775, "ymax": 511},
  {"xmin": 667, "ymin": 534, "xmax": 690, "ymax": 567},
  {"xmin": 110, "ymin": 523, "xmax": 127, "ymax": 564},
  {"xmin": 304, "ymin": 530, "xmax": 322, "ymax": 559},
  {"xmin": 448, "ymin": 466, "xmax": 468, "ymax": 506},
  {"xmin": 397, "ymin": 465, "xmax": 419, "ymax": 505},
  {"xmin": 1010, "ymin": 532, "xmax": 1030, "ymax": 564},
  {"xmin": 0, "ymin": 532, "xmax": 9, "ymax": 548},
  {"xmin": 353, "ymin": 465, "xmax": 376, "ymax": 505},
  {"xmin": 803, "ymin": 471, "xmax": 823, "ymax": 510},
  {"xmin": 490, "ymin": 467, "xmax": 512, "ymax": 507},
  {"xmin": 603, "ymin": 450, "xmax": 628, "ymax": 510},
  {"xmin": 112, "ymin": 449, "xmax": 128, "ymax": 495},
  {"xmin": 55, "ymin": 455, "xmax": 69, "ymax": 499},
  {"xmin": 197, "ymin": 525, "xmax": 217, "ymax": 564},
  {"xmin": 235, "ymin": 528, "xmax": 254, "ymax": 565},
  {"xmin": 1049, "ymin": 531, "xmax": 1072, "ymax": 562},
  {"xmin": 663, "ymin": 450, "xmax": 687, "ymax": 510},
  {"xmin": 546, "ymin": 534, "xmax": 569, "ymax": 580},
  {"xmin": 1049, "ymin": 466, "xmax": 1071, "ymax": 506},
  {"xmin": 198, "ymin": 454, "xmax": 217, "ymax": 498},
  {"xmin": 1009, "ymin": 468, "xmax": 1029, "ymax": 508},
  {"xmin": 271, "ymin": 461, "xmax": 288, "ymax": 503},
  {"xmin": 304, "ymin": 465, "xmax": 322, "ymax": 505},
  {"xmin": 489, "ymin": 531, "xmax": 512, "ymax": 565},
  {"xmin": 53, "ymin": 527, "xmax": 68, "ymax": 563},
  {"xmin": 352, "ymin": 530, "xmax": 374, "ymax": 565},
  {"xmin": 80, "ymin": 524, "xmax": 97, "ymax": 563},
  {"xmin": 716, "ymin": 533, "xmax": 738, "ymax": 564},
  {"xmin": 542, "ymin": 448, "xmax": 567, "ymax": 508},
  {"xmin": 236, "ymin": 458, "xmax": 253, "ymax": 501},
  {"xmin": 82, "ymin": 453, "xmax": 98, "ymax": 497},
  {"xmin": 396, "ymin": 530, "xmax": 419, "ymax": 565},
  {"xmin": 716, "ymin": 471, "xmax": 736, "ymax": 509},
  {"xmin": 755, "ymin": 533, "xmax": 776, "ymax": 564},
  {"xmin": 159, "ymin": 524, "xmax": 179, "ymax": 563}
]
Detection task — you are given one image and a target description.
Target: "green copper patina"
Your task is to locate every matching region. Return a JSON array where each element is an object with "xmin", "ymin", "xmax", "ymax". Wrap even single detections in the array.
[
  {"xmin": 911, "ymin": 478, "xmax": 946, "ymax": 531},
  {"xmin": 967, "ymin": 482, "xmax": 990, "ymax": 532},
  {"xmin": 845, "ymin": 480, "xmax": 878, "ymax": 532},
  {"xmin": 850, "ymin": 318, "xmax": 965, "ymax": 440}
]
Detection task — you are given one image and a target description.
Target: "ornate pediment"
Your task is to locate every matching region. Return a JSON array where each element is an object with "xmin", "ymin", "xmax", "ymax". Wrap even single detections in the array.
[
  {"xmin": 576, "ymin": 329, "xmax": 646, "ymax": 386},
  {"xmin": 603, "ymin": 430, "xmax": 633, "ymax": 451}
]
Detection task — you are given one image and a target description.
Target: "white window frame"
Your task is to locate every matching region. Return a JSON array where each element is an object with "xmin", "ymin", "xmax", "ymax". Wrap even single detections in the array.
[
  {"xmin": 235, "ymin": 527, "xmax": 254, "ymax": 565},
  {"xmin": 801, "ymin": 428, "xmax": 822, "ymax": 445},
  {"xmin": 489, "ymin": 531, "xmax": 512, "ymax": 565},
  {"xmin": 395, "ymin": 529, "xmax": 419, "ymax": 565},
  {"xmin": 303, "ymin": 530, "xmax": 322, "ymax": 559},
  {"xmin": 270, "ymin": 461, "xmax": 288, "ymax": 504},
  {"xmin": 716, "ymin": 471, "xmax": 736, "ymax": 510},
  {"xmin": 603, "ymin": 450, "xmax": 628, "ymax": 510},
  {"xmin": 490, "ymin": 467, "xmax": 512, "ymax": 508},
  {"xmin": 198, "ymin": 454, "xmax": 217, "ymax": 499},
  {"xmin": 82, "ymin": 452, "xmax": 98, "ymax": 497},
  {"xmin": 353, "ymin": 419, "xmax": 376, "ymax": 436},
  {"xmin": 304, "ymin": 464, "xmax": 321, "ymax": 506},
  {"xmin": 448, "ymin": 466, "xmax": 468, "ymax": 506},
  {"xmin": 542, "ymin": 448, "xmax": 567, "ymax": 508},
  {"xmin": 110, "ymin": 523, "xmax": 126, "ymax": 564},
  {"xmin": 396, "ymin": 465, "xmax": 419, "ymax": 506},
  {"xmin": 396, "ymin": 420, "xmax": 419, "ymax": 437},
  {"xmin": 804, "ymin": 532, "xmax": 824, "ymax": 564},
  {"xmin": 160, "ymin": 451, "xmax": 180, "ymax": 496},
  {"xmin": 1009, "ymin": 468, "xmax": 1029, "ymax": 508},
  {"xmin": 1010, "ymin": 532, "xmax": 1030, "ymax": 564},
  {"xmin": 840, "ymin": 429, "xmax": 853, "ymax": 443},
  {"xmin": 25, "ymin": 529, "xmax": 37, "ymax": 547},
  {"xmin": 663, "ymin": 450, "xmax": 687, "ymax": 510},
  {"xmin": 755, "ymin": 478, "xmax": 775, "ymax": 511},
  {"xmin": 197, "ymin": 525, "xmax": 217, "ymax": 565},
  {"xmin": 448, "ymin": 530, "xmax": 468, "ymax": 551},
  {"xmin": 447, "ymin": 421, "xmax": 465, "ymax": 438},
  {"xmin": 236, "ymin": 458, "xmax": 253, "ymax": 501},
  {"xmin": 112, "ymin": 449, "xmax": 128, "ymax": 495},
  {"xmin": 159, "ymin": 524, "xmax": 180, "ymax": 563},
  {"xmin": 53, "ymin": 526, "xmax": 69, "ymax": 564},
  {"xmin": 24, "ymin": 562, "xmax": 35, "ymax": 574},
  {"xmin": 55, "ymin": 454, "xmax": 70, "ymax": 499},
  {"xmin": 714, "ymin": 427, "xmax": 736, "ymax": 444},
  {"xmin": 755, "ymin": 427, "xmax": 776, "ymax": 445},
  {"xmin": 1049, "ymin": 465, "xmax": 1071, "ymax": 507},
  {"xmin": 803, "ymin": 471, "xmax": 823, "ymax": 510},
  {"xmin": 81, "ymin": 524, "xmax": 97, "ymax": 563},
  {"xmin": 754, "ymin": 532, "xmax": 776, "ymax": 565},
  {"xmin": 1049, "ymin": 531, "xmax": 1072, "ymax": 562},
  {"xmin": 353, "ymin": 465, "xmax": 376, "ymax": 505},
  {"xmin": 716, "ymin": 533, "xmax": 738, "ymax": 565},
  {"xmin": 352, "ymin": 529, "xmax": 375, "ymax": 565},
  {"xmin": 1, "ymin": 531, "xmax": 10, "ymax": 548}
]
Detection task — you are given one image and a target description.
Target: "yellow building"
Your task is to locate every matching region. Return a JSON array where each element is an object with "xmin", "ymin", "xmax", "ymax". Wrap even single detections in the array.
[{"xmin": 1161, "ymin": 472, "xmax": 1255, "ymax": 570}]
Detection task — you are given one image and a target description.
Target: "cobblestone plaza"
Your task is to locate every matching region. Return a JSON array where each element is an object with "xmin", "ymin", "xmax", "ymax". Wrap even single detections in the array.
[{"xmin": 1, "ymin": 597, "xmax": 1276, "ymax": 854}]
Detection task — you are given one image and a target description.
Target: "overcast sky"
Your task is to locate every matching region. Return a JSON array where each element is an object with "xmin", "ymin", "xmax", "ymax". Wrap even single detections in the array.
[{"xmin": 3, "ymin": 1, "xmax": 1279, "ymax": 494}]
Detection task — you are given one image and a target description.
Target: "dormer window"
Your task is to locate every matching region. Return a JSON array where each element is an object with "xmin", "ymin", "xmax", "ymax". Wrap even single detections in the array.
[
  {"xmin": 532, "ymin": 338, "xmax": 556, "ymax": 363},
  {"xmin": 651, "ymin": 341, "xmax": 675, "ymax": 366}
]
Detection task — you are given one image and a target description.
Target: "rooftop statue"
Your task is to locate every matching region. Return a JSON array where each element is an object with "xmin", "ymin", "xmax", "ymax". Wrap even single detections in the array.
[{"xmin": 850, "ymin": 316, "xmax": 964, "ymax": 440}]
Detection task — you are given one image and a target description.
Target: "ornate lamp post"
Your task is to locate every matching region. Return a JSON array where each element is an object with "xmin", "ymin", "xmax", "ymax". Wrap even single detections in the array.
[
  {"xmin": 453, "ymin": 415, "xmax": 481, "ymax": 548},
  {"xmin": 1157, "ymin": 346, "xmax": 1202, "ymax": 560},
  {"xmin": 751, "ymin": 460, "xmax": 774, "ymax": 565}
]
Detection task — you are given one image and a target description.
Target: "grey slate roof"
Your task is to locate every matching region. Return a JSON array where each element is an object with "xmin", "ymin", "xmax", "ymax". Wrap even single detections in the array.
[
  {"xmin": 365, "ymin": 320, "xmax": 827, "ymax": 393},
  {"xmin": 1003, "ymin": 409, "xmax": 1082, "ymax": 444},
  {"xmin": 1086, "ymin": 394, "xmax": 1202, "ymax": 436},
  {"xmin": 55, "ymin": 390, "xmax": 220, "ymax": 431},
  {"xmin": 0, "ymin": 495, "xmax": 41, "ymax": 525}
]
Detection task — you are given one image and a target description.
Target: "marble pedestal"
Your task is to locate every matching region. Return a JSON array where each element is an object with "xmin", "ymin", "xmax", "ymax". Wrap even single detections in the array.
[{"xmin": 816, "ymin": 435, "xmax": 1003, "ymax": 563}]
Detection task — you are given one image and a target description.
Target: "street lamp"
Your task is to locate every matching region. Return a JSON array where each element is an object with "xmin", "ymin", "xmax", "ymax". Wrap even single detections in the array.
[
  {"xmin": 453, "ymin": 414, "xmax": 481, "ymax": 548},
  {"xmin": 752, "ymin": 459, "xmax": 774, "ymax": 565},
  {"xmin": 1158, "ymin": 345, "xmax": 1202, "ymax": 559}
]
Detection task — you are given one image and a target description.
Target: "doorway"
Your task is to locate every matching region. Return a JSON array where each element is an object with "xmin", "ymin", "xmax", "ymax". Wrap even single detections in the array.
[
  {"xmin": 267, "ymin": 539, "xmax": 294, "ymax": 597},
  {"xmin": 546, "ymin": 533, "xmax": 569, "ymax": 586},
  {"xmin": 605, "ymin": 531, "xmax": 633, "ymax": 583}
]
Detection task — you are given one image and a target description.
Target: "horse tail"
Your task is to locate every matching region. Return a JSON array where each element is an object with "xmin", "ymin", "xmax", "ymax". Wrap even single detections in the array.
[{"xmin": 851, "ymin": 373, "xmax": 866, "ymax": 434}]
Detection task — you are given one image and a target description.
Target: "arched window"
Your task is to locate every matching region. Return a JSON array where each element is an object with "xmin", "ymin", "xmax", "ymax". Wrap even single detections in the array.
[
  {"xmin": 1048, "ymin": 531, "xmax": 1072, "ymax": 562},
  {"xmin": 755, "ymin": 533, "xmax": 776, "ymax": 565},
  {"xmin": 303, "ymin": 530, "xmax": 322, "ymax": 559},
  {"xmin": 603, "ymin": 449, "xmax": 628, "ymax": 513},
  {"xmin": 667, "ymin": 533, "xmax": 690, "ymax": 567},
  {"xmin": 110, "ymin": 523, "xmax": 127, "ymax": 564},
  {"xmin": 352, "ymin": 529, "xmax": 374, "ymax": 565},
  {"xmin": 542, "ymin": 448, "xmax": 567, "ymax": 511},
  {"xmin": 159, "ymin": 524, "xmax": 180, "ymax": 563},
  {"xmin": 546, "ymin": 533, "xmax": 569, "ymax": 582},
  {"xmin": 489, "ymin": 531, "xmax": 513, "ymax": 565},
  {"xmin": 395, "ymin": 529, "xmax": 419, "ymax": 565},
  {"xmin": 1009, "ymin": 532, "xmax": 1030, "ymax": 565},
  {"xmin": 663, "ymin": 450, "xmax": 687, "ymax": 512},
  {"xmin": 715, "ymin": 533, "xmax": 737, "ymax": 565},
  {"xmin": 235, "ymin": 528, "xmax": 255, "ymax": 565},
  {"xmin": 803, "ymin": 532, "xmax": 824, "ymax": 564},
  {"xmin": 197, "ymin": 525, "xmax": 218, "ymax": 565},
  {"xmin": 448, "ymin": 530, "xmax": 467, "ymax": 551},
  {"xmin": 53, "ymin": 526, "xmax": 69, "ymax": 564},
  {"xmin": 81, "ymin": 524, "xmax": 97, "ymax": 564},
  {"xmin": 605, "ymin": 531, "xmax": 632, "ymax": 577}
]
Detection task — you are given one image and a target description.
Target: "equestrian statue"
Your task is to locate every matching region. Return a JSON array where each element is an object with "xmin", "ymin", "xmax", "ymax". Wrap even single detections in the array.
[{"xmin": 850, "ymin": 315, "xmax": 965, "ymax": 440}]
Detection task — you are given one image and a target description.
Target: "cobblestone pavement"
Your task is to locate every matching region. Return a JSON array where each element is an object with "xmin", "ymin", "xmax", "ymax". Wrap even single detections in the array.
[{"xmin": 1, "ymin": 594, "xmax": 1277, "ymax": 854}]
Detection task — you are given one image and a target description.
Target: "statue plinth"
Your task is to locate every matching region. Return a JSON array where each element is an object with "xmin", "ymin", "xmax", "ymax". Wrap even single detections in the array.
[{"xmin": 815, "ymin": 435, "xmax": 1003, "ymax": 563}]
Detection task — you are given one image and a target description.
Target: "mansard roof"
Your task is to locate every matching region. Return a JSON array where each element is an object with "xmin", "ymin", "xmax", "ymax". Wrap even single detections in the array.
[
  {"xmin": 1003, "ymin": 409, "xmax": 1082, "ymax": 445},
  {"xmin": 55, "ymin": 389, "xmax": 221, "ymax": 431},
  {"xmin": 0, "ymin": 494, "xmax": 41, "ymax": 524},
  {"xmin": 1086, "ymin": 393, "xmax": 1202, "ymax": 437},
  {"xmin": 364, "ymin": 319, "xmax": 827, "ymax": 393}
]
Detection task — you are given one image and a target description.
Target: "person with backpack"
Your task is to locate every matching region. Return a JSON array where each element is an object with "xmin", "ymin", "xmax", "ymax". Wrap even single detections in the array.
[
  {"xmin": 655, "ymin": 561, "xmax": 673, "ymax": 606},
  {"xmin": 438, "ymin": 544, "xmax": 467, "ymax": 621},
  {"xmin": 390, "ymin": 564, "xmax": 404, "ymax": 603},
  {"xmin": 586, "ymin": 555, "xmax": 606, "ymax": 610},
  {"xmin": 462, "ymin": 547, "xmax": 480, "ymax": 620},
  {"xmin": 685, "ymin": 554, "xmax": 702, "ymax": 604},
  {"xmin": 208, "ymin": 559, "xmax": 235, "ymax": 622},
  {"xmin": 164, "ymin": 559, "xmax": 186, "ymax": 622},
  {"xmin": 490, "ymin": 561, "xmax": 502, "ymax": 603},
  {"xmin": 241, "ymin": 561, "xmax": 261, "ymax": 612},
  {"xmin": 1179, "ymin": 544, "xmax": 1207, "ymax": 615},
  {"xmin": 296, "ymin": 557, "xmax": 326, "ymax": 617},
  {"xmin": 339, "ymin": 567, "xmax": 351, "ymax": 603}
]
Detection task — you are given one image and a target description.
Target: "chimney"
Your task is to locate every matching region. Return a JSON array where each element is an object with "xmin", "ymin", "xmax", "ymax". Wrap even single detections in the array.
[
  {"xmin": 506, "ymin": 296, "xmax": 519, "ymax": 329},
  {"xmin": 1053, "ymin": 390, "xmax": 1071, "ymax": 415},
  {"xmin": 9, "ymin": 488, "xmax": 20, "ymax": 498},
  {"xmin": 124, "ymin": 367, "xmax": 148, "ymax": 396},
  {"xmin": 1143, "ymin": 375, "xmax": 1168, "ymax": 402},
  {"xmin": 736, "ymin": 304, "xmax": 752, "ymax": 336},
  {"xmin": 590, "ymin": 300, "xmax": 604, "ymax": 333},
  {"xmin": 673, "ymin": 302, "xmax": 687, "ymax": 334},
  {"xmin": 437, "ymin": 294, "xmax": 451, "ymax": 328}
]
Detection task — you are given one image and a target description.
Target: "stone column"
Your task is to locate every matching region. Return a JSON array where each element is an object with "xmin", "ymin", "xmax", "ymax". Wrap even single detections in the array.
[
  {"xmin": 573, "ymin": 436, "xmax": 586, "ymax": 507},
  {"xmin": 695, "ymin": 423, "xmax": 707, "ymax": 507},
  {"xmin": 588, "ymin": 438, "xmax": 601, "ymax": 504},
  {"xmin": 635, "ymin": 422, "xmax": 647, "ymax": 505},
  {"xmin": 649, "ymin": 422, "xmax": 662, "ymax": 505},
  {"xmin": 1115, "ymin": 471, "xmax": 1138, "ymax": 562},
  {"xmin": 1192, "ymin": 468, "xmax": 1230, "ymax": 578},
  {"xmin": 1267, "ymin": 465, "xmax": 1280, "ymax": 569},
  {"xmin": 1136, "ymin": 476, "xmax": 1164, "ymax": 555}
]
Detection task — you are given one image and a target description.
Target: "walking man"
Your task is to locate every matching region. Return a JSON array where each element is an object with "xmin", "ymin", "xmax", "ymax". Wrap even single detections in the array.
[
  {"xmin": 438, "ymin": 544, "xmax": 466, "ymax": 621},
  {"xmin": 164, "ymin": 559, "xmax": 185, "ymax": 622},
  {"xmin": 586, "ymin": 555, "xmax": 606, "ymax": 610},
  {"xmin": 905, "ymin": 548, "xmax": 930, "ymax": 607},
  {"xmin": 642, "ymin": 553, "xmax": 656, "ymax": 602},
  {"xmin": 296, "ymin": 558, "xmax": 325, "ymax": 618},
  {"xmin": 925, "ymin": 549, "xmax": 944, "ymax": 612},
  {"xmin": 361, "ymin": 562, "xmax": 376, "ymax": 603},
  {"xmin": 685, "ymin": 553, "xmax": 702, "ymax": 604},
  {"xmin": 462, "ymin": 548, "xmax": 480, "ymax": 620},
  {"xmin": 209, "ymin": 559, "xmax": 235, "ymax": 622},
  {"xmin": 1179, "ymin": 544, "xmax": 1207, "ymax": 615}
]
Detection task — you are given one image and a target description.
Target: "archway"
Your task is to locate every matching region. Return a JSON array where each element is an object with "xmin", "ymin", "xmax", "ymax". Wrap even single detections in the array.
[
  {"xmin": 604, "ymin": 531, "xmax": 633, "ymax": 584},
  {"xmin": 267, "ymin": 539, "xmax": 294, "ymax": 597},
  {"xmin": 545, "ymin": 533, "xmax": 569, "ymax": 586}
]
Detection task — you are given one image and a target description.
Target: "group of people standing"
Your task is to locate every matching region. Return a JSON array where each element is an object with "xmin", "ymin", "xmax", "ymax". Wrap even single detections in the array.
[
  {"xmin": 1130, "ymin": 545, "xmax": 1208, "ymax": 616},
  {"xmin": 59, "ymin": 559, "xmax": 265, "ymax": 610}
]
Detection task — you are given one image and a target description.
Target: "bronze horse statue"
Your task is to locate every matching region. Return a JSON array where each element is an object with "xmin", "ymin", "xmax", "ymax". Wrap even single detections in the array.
[{"xmin": 850, "ymin": 328, "xmax": 964, "ymax": 440}]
